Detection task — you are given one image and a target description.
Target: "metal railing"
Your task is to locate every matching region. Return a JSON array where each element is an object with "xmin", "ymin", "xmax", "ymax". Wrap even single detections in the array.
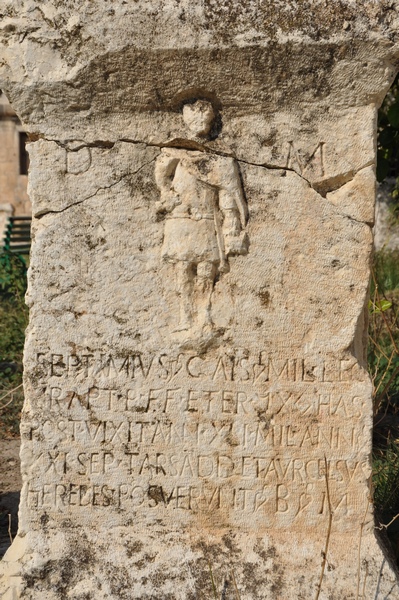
[{"xmin": 3, "ymin": 216, "xmax": 32, "ymax": 256}]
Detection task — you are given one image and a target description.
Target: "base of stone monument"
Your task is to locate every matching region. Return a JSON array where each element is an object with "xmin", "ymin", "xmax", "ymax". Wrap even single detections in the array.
[{"xmin": 1, "ymin": 527, "xmax": 398, "ymax": 599}]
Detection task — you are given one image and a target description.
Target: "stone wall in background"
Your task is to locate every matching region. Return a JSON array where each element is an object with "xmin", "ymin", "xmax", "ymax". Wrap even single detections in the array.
[{"xmin": 0, "ymin": 2, "xmax": 399, "ymax": 598}]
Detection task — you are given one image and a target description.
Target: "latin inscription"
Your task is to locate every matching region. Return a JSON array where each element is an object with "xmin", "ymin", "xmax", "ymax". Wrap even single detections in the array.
[
  {"xmin": 26, "ymin": 350, "xmax": 370, "ymax": 528},
  {"xmin": 38, "ymin": 386, "xmax": 365, "ymax": 418},
  {"xmin": 285, "ymin": 141, "xmax": 325, "ymax": 177},
  {"xmin": 27, "ymin": 449, "xmax": 368, "ymax": 484},
  {"xmin": 35, "ymin": 351, "xmax": 367, "ymax": 384},
  {"xmin": 27, "ymin": 480, "xmax": 362, "ymax": 519},
  {"xmin": 26, "ymin": 418, "xmax": 365, "ymax": 450}
]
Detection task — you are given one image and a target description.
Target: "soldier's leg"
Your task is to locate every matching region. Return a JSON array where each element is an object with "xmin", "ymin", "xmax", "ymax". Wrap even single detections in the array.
[
  {"xmin": 174, "ymin": 260, "xmax": 195, "ymax": 330},
  {"xmin": 197, "ymin": 261, "xmax": 217, "ymax": 326}
]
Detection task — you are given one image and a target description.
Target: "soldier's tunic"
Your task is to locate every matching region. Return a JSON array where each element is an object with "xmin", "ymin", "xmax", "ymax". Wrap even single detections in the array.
[
  {"xmin": 162, "ymin": 158, "xmax": 220, "ymax": 264},
  {"xmin": 160, "ymin": 151, "xmax": 239, "ymax": 266}
]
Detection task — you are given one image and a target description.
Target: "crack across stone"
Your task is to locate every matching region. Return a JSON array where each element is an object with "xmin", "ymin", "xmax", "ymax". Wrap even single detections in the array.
[
  {"xmin": 35, "ymin": 136, "xmax": 374, "ymax": 225},
  {"xmin": 119, "ymin": 137, "xmax": 316, "ymax": 187},
  {"xmin": 41, "ymin": 135, "xmax": 316, "ymax": 186},
  {"xmin": 35, "ymin": 155, "xmax": 158, "ymax": 218},
  {"xmin": 343, "ymin": 213, "xmax": 373, "ymax": 227}
]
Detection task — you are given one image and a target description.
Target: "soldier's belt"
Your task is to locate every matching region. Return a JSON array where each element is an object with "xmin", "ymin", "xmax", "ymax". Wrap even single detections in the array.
[{"xmin": 166, "ymin": 213, "xmax": 214, "ymax": 221}]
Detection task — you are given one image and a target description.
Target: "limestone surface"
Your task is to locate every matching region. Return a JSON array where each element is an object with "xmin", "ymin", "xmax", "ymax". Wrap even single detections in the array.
[{"xmin": 1, "ymin": 1, "xmax": 399, "ymax": 598}]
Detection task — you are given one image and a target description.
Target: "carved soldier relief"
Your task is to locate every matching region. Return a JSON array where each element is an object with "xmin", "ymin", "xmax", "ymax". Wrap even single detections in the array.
[{"xmin": 155, "ymin": 100, "xmax": 248, "ymax": 340}]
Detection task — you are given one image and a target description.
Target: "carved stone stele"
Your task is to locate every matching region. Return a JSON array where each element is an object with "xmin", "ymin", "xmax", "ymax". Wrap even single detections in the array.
[{"xmin": 1, "ymin": 2, "xmax": 399, "ymax": 598}]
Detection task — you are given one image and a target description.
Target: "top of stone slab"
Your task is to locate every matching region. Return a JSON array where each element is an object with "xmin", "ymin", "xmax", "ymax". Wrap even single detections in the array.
[
  {"xmin": 1, "ymin": 0, "xmax": 399, "ymax": 52},
  {"xmin": 0, "ymin": 1, "xmax": 399, "ymax": 134}
]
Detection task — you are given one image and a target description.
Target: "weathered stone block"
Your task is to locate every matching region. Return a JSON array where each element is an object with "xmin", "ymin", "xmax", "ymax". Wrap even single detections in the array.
[{"xmin": 1, "ymin": 1, "xmax": 399, "ymax": 598}]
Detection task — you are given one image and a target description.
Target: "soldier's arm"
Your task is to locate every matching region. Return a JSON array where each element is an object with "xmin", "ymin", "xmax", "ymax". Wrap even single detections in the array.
[
  {"xmin": 218, "ymin": 158, "xmax": 248, "ymax": 229},
  {"xmin": 217, "ymin": 158, "xmax": 249, "ymax": 255},
  {"xmin": 154, "ymin": 152, "xmax": 180, "ymax": 192},
  {"xmin": 154, "ymin": 152, "xmax": 181, "ymax": 213}
]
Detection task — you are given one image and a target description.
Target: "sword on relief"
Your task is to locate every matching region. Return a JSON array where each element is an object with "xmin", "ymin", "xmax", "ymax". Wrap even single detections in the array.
[{"xmin": 213, "ymin": 199, "xmax": 228, "ymax": 273}]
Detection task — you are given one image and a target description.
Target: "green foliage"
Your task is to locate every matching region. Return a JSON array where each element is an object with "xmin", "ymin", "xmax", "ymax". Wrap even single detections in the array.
[
  {"xmin": 373, "ymin": 249, "xmax": 399, "ymax": 292},
  {"xmin": 368, "ymin": 298, "xmax": 392, "ymax": 315},
  {"xmin": 374, "ymin": 442, "xmax": 399, "ymax": 516},
  {"xmin": 377, "ymin": 73, "xmax": 399, "ymax": 201},
  {"xmin": 0, "ymin": 251, "xmax": 28, "ymax": 438},
  {"xmin": 370, "ymin": 250, "xmax": 399, "ymax": 560},
  {"xmin": 368, "ymin": 251, "xmax": 399, "ymax": 416},
  {"xmin": 372, "ymin": 76, "xmax": 399, "ymax": 560},
  {"xmin": 373, "ymin": 438, "xmax": 399, "ymax": 561}
]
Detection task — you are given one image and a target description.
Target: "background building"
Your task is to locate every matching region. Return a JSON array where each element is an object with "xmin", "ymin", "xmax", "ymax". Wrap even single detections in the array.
[{"xmin": 0, "ymin": 91, "xmax": 31, "ymax": 248}]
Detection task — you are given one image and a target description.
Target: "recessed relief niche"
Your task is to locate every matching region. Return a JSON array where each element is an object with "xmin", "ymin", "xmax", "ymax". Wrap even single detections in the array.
[{"xmin": 155, "ymin": 100, "xmax": 248, "ymax": 346}]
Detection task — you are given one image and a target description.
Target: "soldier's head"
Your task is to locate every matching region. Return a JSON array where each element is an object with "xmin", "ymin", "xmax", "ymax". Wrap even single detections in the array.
[{"xmin": 182, "ymin": 100, "xmax": 215, "ymax": 137}]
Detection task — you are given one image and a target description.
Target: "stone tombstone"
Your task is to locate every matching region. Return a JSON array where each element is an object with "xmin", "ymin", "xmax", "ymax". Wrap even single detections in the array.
[{"xmin": 1, "ymin": 2, "xmax": 399, "ymax": 599}]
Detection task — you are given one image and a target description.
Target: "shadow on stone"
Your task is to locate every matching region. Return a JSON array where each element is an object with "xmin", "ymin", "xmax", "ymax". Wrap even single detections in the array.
[{"xmin": 0, "ymin": 491, "xmax": 20, "ymax": 558}]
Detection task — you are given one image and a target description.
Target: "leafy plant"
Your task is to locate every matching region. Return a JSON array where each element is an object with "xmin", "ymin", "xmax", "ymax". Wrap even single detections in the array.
[
  {"xmin": 373, "ymin": 440, "xmax": 399, "ymax": 561},
  {"xmin": 370, "ymin": 250, "xmax": 399, "ymax": 561},
  {"xmin": 374, "ymin": 443, "xmax": 399, "ymax": 517},
  {"xmin": 368, "ymin": 251, "xmax": 399, "ymax": 415},
  {"xmin": 377, "ymin": 73, "xmax": 399, "ymax": 208},
  {"xmin": 0, "ymin": 251, "xmax": 28, "ymax": 438}
]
